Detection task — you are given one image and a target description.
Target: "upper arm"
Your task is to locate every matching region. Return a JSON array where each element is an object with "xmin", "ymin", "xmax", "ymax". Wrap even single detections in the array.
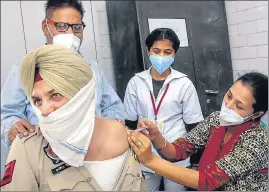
[
  {"xmin": 215, "ymin": 129, "xmax": 268, "ymax": 180},
  {"xmin": 1, "ymin": 64, "xmax": 28, "ymax": 144},
  {"xmin": 103, "ymin": 120, "xmax": 129, "ymax": 157},
  {"xmin": 92, "ymin": 61, "xmax": 125, "ymax": 120},
  {"xmin": 184, "ymin": 112, "xmax": 219, "ymax": 149},
  {"xmin": 0, "ymin": 138, "xmax": 39, "ymax": 190},
  {"xmin": 1, "ymin": 64, "xmax": 28, "ymax": 122},
  {"xmin": 181, "ymin": 80, "xmax": 204, "ymax": 124},
  {"xmin": 123, "ymin": 78, "xmax": 138, "ymax": 121},
  {"xmin": 172, "ymin": 112, "xmax": 219, "ymax": 161}
]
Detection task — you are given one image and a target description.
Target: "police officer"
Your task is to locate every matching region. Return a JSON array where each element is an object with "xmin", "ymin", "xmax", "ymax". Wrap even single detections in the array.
[{"xmin": 1, "ymin": 45, "xmax": 147, "ymax": 191}]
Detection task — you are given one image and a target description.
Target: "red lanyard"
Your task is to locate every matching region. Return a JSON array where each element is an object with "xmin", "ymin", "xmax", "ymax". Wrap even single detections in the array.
[{"xmin": 150, "ymin": 83, "xmax": 170, "ymax": 120}]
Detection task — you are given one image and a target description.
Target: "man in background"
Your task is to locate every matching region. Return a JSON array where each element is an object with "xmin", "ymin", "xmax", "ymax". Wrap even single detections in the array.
[{"xmin": 1, "ymin": 0, "xmax": 125, "ymax": 147}]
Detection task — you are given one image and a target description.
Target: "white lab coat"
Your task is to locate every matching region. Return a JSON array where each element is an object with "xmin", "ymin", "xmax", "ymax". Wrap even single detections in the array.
[{"xmin": 124, "ymin": 67, "xmax": 204, "ymax": 173}]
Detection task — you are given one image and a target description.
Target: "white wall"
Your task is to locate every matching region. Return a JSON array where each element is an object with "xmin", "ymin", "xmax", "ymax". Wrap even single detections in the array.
[
  {"xmin": 225, "ymin": 1, "xmax": 268, "ymax": 126},
  {"xmin": 1, "ymin": 1, "xmax": 26, "ymax": 89},
  {"xmin": 225, "ymin": 1, "xmax": 268, "ymax": 80},
  {"xmin": 91, "ymin": 1, "xmax": 116, "ymax": 90}
]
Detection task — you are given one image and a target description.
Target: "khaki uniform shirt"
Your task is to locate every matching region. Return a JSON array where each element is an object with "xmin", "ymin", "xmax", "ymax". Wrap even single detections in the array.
[{"xmin": 0, "ymin": 129, "xmax": 147, "ymax": 191}]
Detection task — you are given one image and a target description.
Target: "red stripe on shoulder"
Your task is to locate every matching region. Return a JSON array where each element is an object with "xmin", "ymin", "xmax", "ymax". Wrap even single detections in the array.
[{"xmin": 0, "ymin": 160, "xmax": 16, "ymax": 187}]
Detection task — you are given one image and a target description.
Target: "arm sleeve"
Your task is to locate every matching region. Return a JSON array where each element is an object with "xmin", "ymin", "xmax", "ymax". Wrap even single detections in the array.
[
  {"xmin": 0, "ymin": 137, "xmax": 39, "ymax": 190},
  {"xmin": 93, "ymin": 61, "xmax": 126, "ymax": 120},
  {"xmin": 182, "ymin": 80, "xmax": 204, "ymax": 124},
  {"xmin": 1, "ymin": 63, "xmax": 28, "ymax": 147},
  {"xmin": 172, "ymin": 112, "xmax": 220, "ymax": 161},
  {"xmin": 123, "ymin": 78, "xmax": 138, "ymax": 121},
  {"xmin": 198, "ymin": 129, "xmax": 268, "ymax": 190}
]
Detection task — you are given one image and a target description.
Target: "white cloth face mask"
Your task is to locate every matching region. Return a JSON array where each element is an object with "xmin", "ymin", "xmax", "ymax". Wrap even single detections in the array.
[
  {"xmin": 219, "ymin": 101, "xmax": 257, "ymax": 127},
  {"xmin": 32, "ymin": 74, "xmax": 96, "ymax": 167},
  {"xmin": 46, "ymin": 19, "xmax": 81, "ymax": 52}
]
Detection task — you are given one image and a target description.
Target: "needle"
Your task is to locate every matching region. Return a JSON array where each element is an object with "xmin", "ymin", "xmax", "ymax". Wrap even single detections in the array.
[{"xmin": 135, "ymin": 127, "xmax": 148, "ymax": 132}]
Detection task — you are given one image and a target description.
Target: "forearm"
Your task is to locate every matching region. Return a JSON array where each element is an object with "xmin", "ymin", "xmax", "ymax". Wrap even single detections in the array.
[
  {"xmin": 152, "ymin": 134, "xmax": 177, "ymax": 161},
  {"xmin": 146, "ymin": 156, "xmax": 199, "ymax": 189}
]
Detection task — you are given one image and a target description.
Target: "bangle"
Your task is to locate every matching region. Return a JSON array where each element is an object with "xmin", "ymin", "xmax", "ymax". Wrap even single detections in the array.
[{"xmin": 155, "ymin": 138, "xmax": 167, "ymax": 152}]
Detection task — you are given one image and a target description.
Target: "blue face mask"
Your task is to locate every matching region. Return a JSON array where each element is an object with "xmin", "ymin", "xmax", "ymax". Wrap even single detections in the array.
[{"xmin": 149, "ymin": 55, "xmax": 174, "ymax": 74}]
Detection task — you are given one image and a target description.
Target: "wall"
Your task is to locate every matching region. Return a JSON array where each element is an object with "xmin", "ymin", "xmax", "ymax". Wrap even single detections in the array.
[
  {"xmin": 225, "ymin": 1, "xmax": 268, "ymax": 80},
  {"xmin": 95, "ymin": 1, "xmax": 269, "ymax": 88},
  {"xmin": 95, "ymin": 1, "xmax": 269, "ymax": 87},
  {"xmin": 225, "ymin": 1, "xmax": 268, "ymax": 125},
  {"xmin": 91, "ymin": 1, "xmax": 116, "ymax": 90},
  {"xmin": 1, "ymin": 1, "xmax": 26, "ymax": 89}
]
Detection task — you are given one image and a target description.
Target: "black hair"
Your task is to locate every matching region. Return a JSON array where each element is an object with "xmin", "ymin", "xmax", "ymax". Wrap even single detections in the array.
[
  {"xmin": 145, "ymin": 28, "xmax": 180, "ymax": 53},
  {"xmin": 236, "ymin": 72, "xmax": 268, "ymax": 114},
  {"xmin": 45, "ymin": 0, "xmax": 84, "ymax": 19}
]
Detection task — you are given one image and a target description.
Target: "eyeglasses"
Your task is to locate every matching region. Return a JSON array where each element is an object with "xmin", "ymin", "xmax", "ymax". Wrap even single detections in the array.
[{"xmin": 47, "ymin": 18, "xmax": 86, "ymax": 33}]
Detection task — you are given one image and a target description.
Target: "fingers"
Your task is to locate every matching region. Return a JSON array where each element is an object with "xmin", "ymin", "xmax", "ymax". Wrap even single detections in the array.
[
  {"xmin": 129, "ymin": 135, "xmax": 143, "ymax": 148},
  {"xmin": 130, "ymin": 131, "xmax": 150, "ymax": 143},
  {"xmin": 127, "ymin": 137, "xmax": 140, "ymax": 155},
  {"xmin": 7, "ymin": 130, "xmax": 16, "ymax": 142},
  {"xmin": 126, "ymin": 129, "xmax": 134, "ymax": 136},
  {"xmin": 20, "ymin": 120, "xmax": 35, "ymax": 132},
  {"xmin": 14, "ymin": 124, "xmax": 29, "ymax": 136},
  {"xmin": 142, "ymin": 120, "xmax": 158, "ymax": 132},
  {"xmin": 8, "ymin": 120, "xmax": 35, "ymax": 142},
  {"xmin": 138, "ymin": 120, "xmax": 146, "ymax": 128},
  {"xmin": 141, "ymin": 129, "xmax": 149, "ymax": 135}
]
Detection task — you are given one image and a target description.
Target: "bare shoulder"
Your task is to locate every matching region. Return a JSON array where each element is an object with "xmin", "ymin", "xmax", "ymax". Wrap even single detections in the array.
[
  {"xmin": 108, "ymin": 119, "xmax": 128, "ymax": 139},
  {"xmin": 94, "ymin": 118, "xmax": 129, "ymax": 156},
  {"xmin": 96, "ymin": 118, "xmax": 128, "ymax": 142}
]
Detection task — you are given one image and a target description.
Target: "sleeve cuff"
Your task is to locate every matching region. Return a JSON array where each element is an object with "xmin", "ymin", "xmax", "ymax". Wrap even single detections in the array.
[
  {"xmin": 198, "ymin": 163, "xmax": 230, "ymax": 190},
  {"xmin": 172, "ymin": 143, "xmax": 186, "ymax": 161}
]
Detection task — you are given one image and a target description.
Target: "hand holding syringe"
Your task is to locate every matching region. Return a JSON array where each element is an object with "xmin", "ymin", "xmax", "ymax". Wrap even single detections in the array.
[
  {"xmin": 135, "ymin": 127, "xmax": 146, "ymax": 131},
  {"xmin": 135, "ymin": 126, "xmax": 150, "ymax": 135}
]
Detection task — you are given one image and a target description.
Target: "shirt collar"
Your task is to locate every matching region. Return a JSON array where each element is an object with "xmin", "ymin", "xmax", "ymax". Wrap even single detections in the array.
[{"xmin": 135, "ymin": 67, "xmax": 187, "ymax": 81}]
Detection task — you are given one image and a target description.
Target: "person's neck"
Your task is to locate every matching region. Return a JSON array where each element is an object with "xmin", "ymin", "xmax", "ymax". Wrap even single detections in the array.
[{"xmin": 151, "ymin": 68, "xmax": 171, "ymax": 81}]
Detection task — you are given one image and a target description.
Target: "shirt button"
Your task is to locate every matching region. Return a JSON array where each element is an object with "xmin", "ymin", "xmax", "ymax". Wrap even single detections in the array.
[{"xmin": 87, "ymin": 177, "xmax": 92, "ymax": 183}]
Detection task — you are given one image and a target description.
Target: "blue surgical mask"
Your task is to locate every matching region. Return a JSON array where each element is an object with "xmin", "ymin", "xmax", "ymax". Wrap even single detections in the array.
[{"xmin": 149, "ymin": 55, "xmax": 174, "ymax": 74}]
